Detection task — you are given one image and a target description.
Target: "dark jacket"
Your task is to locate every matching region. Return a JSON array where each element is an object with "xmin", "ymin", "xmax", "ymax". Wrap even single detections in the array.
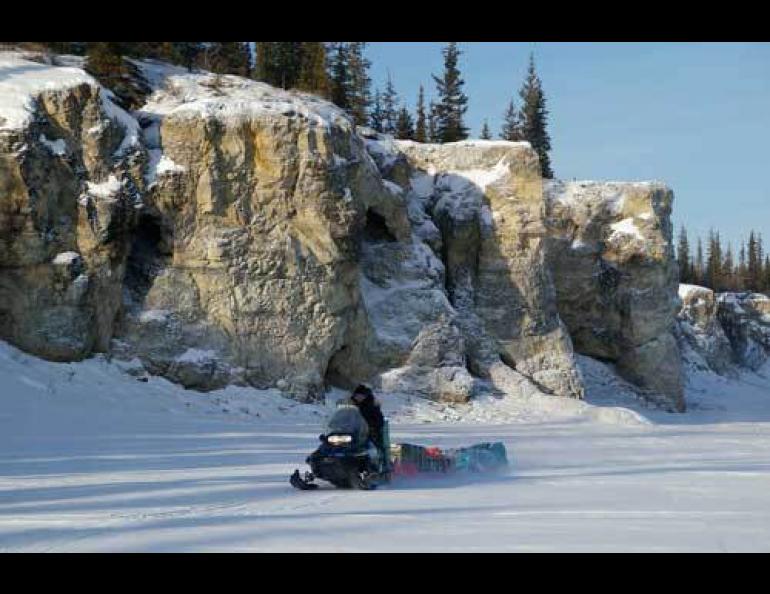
[{"xmin": 346, "ymin": 393, "xmax": 384, "ymax": 447}]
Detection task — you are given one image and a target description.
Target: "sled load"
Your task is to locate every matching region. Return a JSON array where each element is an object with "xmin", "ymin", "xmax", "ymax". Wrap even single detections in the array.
[
  {"xmin": 290, "ymin": 399, "xmax": 508, "ymax": 490},
  {"xmin": 390, "ymin": 442, "xmax": 508, "ymax": 476}
]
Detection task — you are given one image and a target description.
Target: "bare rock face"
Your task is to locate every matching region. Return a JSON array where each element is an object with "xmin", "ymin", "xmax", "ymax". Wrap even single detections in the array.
[
  {"xmin": 378, "ymin": 320, "xmax": 479, "ymax": 403},
  {"xmin": 324, "ymin": 133, "xmax": 471, "ymax": 401},
  {"xmin": 717, "ymin": 292, "xmax": 770, "ymax": 370},
  {"xmin": 113, "ymin": 69, "xmax": 408, "ymax": 400},
  {"xmin": 0, "ymin": 53, "xmax": 143, "ymax": 361},
  {"xmin": 544, "ymin": 180, "xmax": 684, "ymax": 411},
  {"xmin": 385, "ymin": 140, "xmax": 585, "ymax": 400},
  {"xmin": 675, "ymin": 284, "xmax": 735, "ymax": 375}
]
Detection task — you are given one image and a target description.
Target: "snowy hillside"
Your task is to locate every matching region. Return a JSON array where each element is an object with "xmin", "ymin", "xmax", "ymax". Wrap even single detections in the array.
[
  {"xmin": 136, "ymin": 59, "xmax": 351, "ymax": 128},
  {"xmin": 2, "ymin": 339, "xmax": 770, "ymax": 552}
]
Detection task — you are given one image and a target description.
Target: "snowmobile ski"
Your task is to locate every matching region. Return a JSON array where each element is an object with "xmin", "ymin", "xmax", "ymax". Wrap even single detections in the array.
[{"xmin": 290, "ymin": 469, "xmax": 318, "ymax": 490}]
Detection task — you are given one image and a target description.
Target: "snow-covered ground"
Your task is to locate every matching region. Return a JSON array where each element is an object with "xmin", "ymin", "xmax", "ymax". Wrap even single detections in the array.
[{"xmin": 1, "ymin": 340, "xmax": 770, "ymax": 552}]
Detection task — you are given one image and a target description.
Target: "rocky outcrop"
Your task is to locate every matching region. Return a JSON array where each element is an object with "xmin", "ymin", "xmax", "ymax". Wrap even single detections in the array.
[
  {"xmin": 0, "ymin": 51, "xmax": 688, "ymax": 409},
  {"xmin": 112, "ymin": 66, "xmax": 408, "ymax": 400},
  {"xmin": 0, "ymin": 52, "xmax": 143, "ymax": 361},
  {"xmin": 675, "ymin": 284, "xmax": 735, "ymax": 374},
  {"xmin": 673, "ymin": 285, "xmax": 770, "ymax": 375},
  {"xmin": 377, "ymin": 320, "xmax": 480, "ymax": 403},
  {"xmin": 717, "ymin": 292, "xmax": 770, "ymax": 370},
  {"xmin": 389, "ymin": 140, "xmax": 585, "ymax": 401},
  {"xmin": 544, "ymin": 180, "xmax": 684, "ymax": 411}
]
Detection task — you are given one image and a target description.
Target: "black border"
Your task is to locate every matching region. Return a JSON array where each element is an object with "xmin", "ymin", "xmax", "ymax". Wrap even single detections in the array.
[{"xmin": 4, "ymin": 5, "xmax": 770, "ymax": 41}]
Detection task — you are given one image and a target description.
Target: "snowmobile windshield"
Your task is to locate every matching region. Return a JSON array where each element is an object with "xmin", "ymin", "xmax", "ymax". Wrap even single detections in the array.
[{"xmin": 326, "ymin": 406, "xmax": 369, "ymax": 445}]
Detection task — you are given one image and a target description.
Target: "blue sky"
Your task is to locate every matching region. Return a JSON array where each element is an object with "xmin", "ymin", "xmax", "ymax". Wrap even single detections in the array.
[{"xmin": 365, "ymin": 42, "xmax": 770, "ymax": 252}]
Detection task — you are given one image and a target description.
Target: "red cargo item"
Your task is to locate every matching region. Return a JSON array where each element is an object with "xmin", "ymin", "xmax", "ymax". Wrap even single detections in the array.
[{"xmin": 392, "ymin": 461, "xmax": 419, "ymax": 477}]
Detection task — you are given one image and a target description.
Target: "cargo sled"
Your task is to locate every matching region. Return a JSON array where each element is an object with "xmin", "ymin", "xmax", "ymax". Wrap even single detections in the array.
[{"xmin": 390, "ymin": 442, "xmax": 508, "ymax": 476}]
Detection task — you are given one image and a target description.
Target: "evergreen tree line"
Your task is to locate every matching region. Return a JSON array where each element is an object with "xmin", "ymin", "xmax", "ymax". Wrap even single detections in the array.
[
  {"xmin": 39, "ymin": 42, "xmax": 253, "ymax": 78},
  {"xmin": 364, "ymin": 46, "xmax": 553, "ymax": 177},
  {"xmin": 37, "ymin": 42, "xmax": 553, "ymax": 176},
  {"xmin": 677, "ymin": 227, "xmax": 770, "ymax": 294},
  {"xmin": 39, "ymin": 42, "xmax": 365, "ymax": 121}
]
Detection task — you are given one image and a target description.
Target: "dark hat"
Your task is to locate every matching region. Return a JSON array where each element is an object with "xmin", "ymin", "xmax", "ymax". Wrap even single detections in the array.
[{"xmin": 352, "ymin": 384, "xmax": 373, "ymax": 398}]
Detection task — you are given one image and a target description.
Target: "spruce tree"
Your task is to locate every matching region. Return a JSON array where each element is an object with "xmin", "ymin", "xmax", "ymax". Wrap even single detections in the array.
[
  {"xmin": 254, "ymin": 42, "xmax": 276, "ymax": 84},
  {"xmin": 427, "ymin": 102, "xmax": 438, "ymax": 142},
  {"xmin": 480, "ymin": 119, "xmax": 492, "ymax": 140},
  {"xmin": 762, "ymin": 255, "xmax": 770, "ymax": 293},
  {"xmin": 723, "ymin": 243, "xmax": 736, "ymax": 291},
  {"xmin": 85, "ymin": 42, "xmax": 126, "ymax": 83},
  {"xmin": 395, "ymin": 106, "xmax": 415, "ymax": 140},
  {"xmin": 254, "ymin": 42, "xmax": 304, "ymax": 89},
  {"xmin": 381, "ymin": 72, "xmax": 399, "ymax": 135},
  {"xmin": 706, "ymin": 230, "xmax": 724, "ymax": 290},
  {"xmin": 748, "ymin": 231, "xmax": 760, "ymax": 291},
  {"xmin": 518, "ymin": 53, "xmax": 553, "ymax": 178},
  {"xmin": 297, "ymin": 42, "xmax": 329, "ymax": 97},
  {"xmin": 715, "ymin": 231, "xmax": 724, "ymax": 289},
  {"xmin": 677, "ymin": 226, "xmax": 691, "ymax": 284},
  {"xmin": 347, "ymin": 42, "xmax": 372, "ymax": 126},
  {"xmin": 154, "ymin": 43, "xmax": 179, "ymax": 63},
  {"xmin": 207, "ymin": 42, "xmax": 251, "ymax": 77},
  {"xmin": 142, "ymin": 42, "xmax": 178, "ymax": 62},
  {"xmin": 500, "ymin": 99, "xmax": 523, "ymax": 141},
  {"xmin": 370, "ymin": 89, "xmax": 384, "ymax": 132},
  {"xmin": 695, "ymin": 238, "xmax": 705, "ymax": 286},
  {"xmin": 196, "ymin": 43, "xmax": 213, "ymax": 71},
  {"xmin": 329, "ymin": 42, "xmax": 350, "ymax": 110},
  {"xmin": 431, "ymin": 42, "xmax": 469, "ymax": 143},
  {"xmin": 174, "ymin": 42, "xmax": 203, "ymax": 71},
  {"xmin": 414, "ymin": 85, "xmax": 427, "ymax": 143},
  {"xmin": 738, "ymin": 240, "xmax": 748, "ymax": 290},
  {"xmin": 236, "ymin": 42, "xmax": 253, "ymax": 77},
  {"xmin": 277, "ymin": 42, "xmax": 303, "ymax": 88}
]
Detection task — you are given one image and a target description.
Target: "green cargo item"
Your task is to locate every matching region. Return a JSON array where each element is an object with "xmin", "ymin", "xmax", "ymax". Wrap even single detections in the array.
[{"xmin": 445, "ymin": 442, "xmax": 508, "ymax": 472}]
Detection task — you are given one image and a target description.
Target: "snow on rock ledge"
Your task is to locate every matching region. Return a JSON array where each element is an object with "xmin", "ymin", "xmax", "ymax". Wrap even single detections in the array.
[
  {"xmin": 0, "ymin": 52, "xmax": 94, "ymax": 132},
  {"xmin": 138, "ymin": 63, "xmax": 352, "ymax": 129}
]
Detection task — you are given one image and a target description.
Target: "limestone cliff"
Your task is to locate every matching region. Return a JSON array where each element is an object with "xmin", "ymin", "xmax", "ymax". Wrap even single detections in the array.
[
  {"xmin": 0, "ymin": 51, "xmax": 688, "ymax": 410},
  {"xmin": 544, "ymin": 180, "xmax": 684, "ymax": 411},
  {"xmin": 0, "ymin": 52, "xmax": 143, "ymax": 361},
  {"xmin": 111, "ymin": 63, "xmax": 409, "ymax": 400},
  {"xmin": 361, "ymin": 138, "xmax": 585, "ymax": 402}
]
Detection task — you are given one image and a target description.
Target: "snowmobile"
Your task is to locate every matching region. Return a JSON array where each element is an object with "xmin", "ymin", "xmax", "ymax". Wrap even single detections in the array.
[{"xmin": 290, "ymin": 403, "xmax": 392, "ymax": 490}]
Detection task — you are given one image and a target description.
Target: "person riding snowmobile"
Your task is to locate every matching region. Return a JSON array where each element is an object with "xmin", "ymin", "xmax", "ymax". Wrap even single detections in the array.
[{"xmin": 346, "ymin": 385, "xmax": 385, "ymax": 457}]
